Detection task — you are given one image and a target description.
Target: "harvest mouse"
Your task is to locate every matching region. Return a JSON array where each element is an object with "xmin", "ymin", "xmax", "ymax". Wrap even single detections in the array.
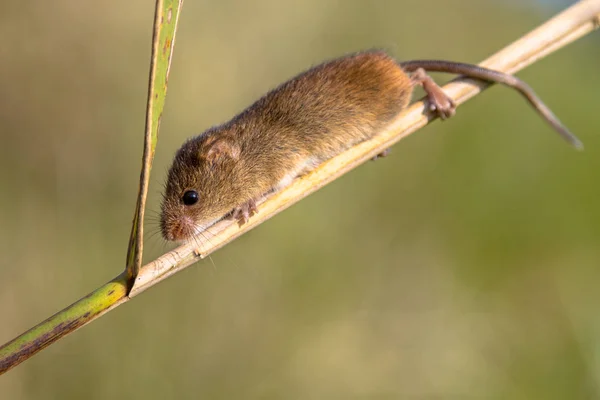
[{"xmin": 160, "ymin": 50, "xmax": 582, "ymax": 241}]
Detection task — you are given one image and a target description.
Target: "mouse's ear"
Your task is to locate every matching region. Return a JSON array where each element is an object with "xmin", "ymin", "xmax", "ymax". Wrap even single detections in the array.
[{"xmin": 204, "ymin": 138, "xmax": 241, "ymax": 165}]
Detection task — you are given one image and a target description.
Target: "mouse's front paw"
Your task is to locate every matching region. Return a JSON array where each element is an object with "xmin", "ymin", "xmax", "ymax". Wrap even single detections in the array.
[{"xmin": 231, "ymin": 199, "xmax": 259, "ymax": 226}]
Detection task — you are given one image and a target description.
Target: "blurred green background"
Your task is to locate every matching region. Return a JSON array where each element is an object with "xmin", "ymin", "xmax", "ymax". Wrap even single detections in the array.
[{"xmin": 1, "ymin": 0, "xmax": 599, "ymax": 398}]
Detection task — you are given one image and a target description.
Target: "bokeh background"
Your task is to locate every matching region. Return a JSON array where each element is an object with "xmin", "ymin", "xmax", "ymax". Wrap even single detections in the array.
[{"xmin": 1, "ymin": 0, "xmax": 599, "ymax": 398}]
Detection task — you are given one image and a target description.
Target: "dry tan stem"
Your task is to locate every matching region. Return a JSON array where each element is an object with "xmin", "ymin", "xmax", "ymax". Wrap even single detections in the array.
[{"xmin": 129, "ymin": 0, "xmax": 600, "ymax": 296}]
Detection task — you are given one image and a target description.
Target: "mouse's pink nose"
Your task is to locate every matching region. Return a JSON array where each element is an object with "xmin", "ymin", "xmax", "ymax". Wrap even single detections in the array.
[{"xmin": 163, "ymin": 215, "xmax": 196, "ymax": 242}]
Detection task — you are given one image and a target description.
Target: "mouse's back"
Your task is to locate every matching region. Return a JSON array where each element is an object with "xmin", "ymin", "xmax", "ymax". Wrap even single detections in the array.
[
  {"xmin": 231, "ymin": 50, "xmax": 413, "ymax": 161},
  {"xmin": 161, "ymin": 51, "xmax": 414, "ymax": 241}
]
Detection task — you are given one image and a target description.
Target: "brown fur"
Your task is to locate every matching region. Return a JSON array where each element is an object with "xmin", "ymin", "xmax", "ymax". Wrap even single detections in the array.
[
  {"xmin": 160, "ymin": 50, "xmax": 413, "ymax": 241},
  {"xmin": 161, "ymin": 50, "xmax": 582, "ymax": 241}
]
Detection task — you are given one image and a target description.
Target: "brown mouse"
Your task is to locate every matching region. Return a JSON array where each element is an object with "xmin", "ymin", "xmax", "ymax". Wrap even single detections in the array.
[{"xmin": 160, "ymin": 50, "xmax": 582, "ymax": 242}]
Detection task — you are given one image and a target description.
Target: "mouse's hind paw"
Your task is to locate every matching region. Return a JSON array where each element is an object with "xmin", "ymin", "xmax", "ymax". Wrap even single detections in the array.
[
  {"xmin": 371, "ymin": 148, "xmax": 390, "ymax": 161},
  {"xmin": 411, "ymin": 68, "xmax": 456, "ymax": 120}
]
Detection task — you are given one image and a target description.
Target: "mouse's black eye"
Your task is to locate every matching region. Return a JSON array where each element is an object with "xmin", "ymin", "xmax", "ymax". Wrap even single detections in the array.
[{"xmin": 182, "ymin": 190, "xmax": 199, "ymax": 206}]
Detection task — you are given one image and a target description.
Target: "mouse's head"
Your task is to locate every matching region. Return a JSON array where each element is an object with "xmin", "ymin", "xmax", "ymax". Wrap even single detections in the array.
[{"xmin": 160, "ymin": 129, "xmax": 244, "ymax": 242}]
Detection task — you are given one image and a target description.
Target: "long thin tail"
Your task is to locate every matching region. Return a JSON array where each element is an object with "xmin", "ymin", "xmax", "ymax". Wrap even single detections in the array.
[{"xmin": 399, "ymin": 60, "xmax": 583, "ymax": 150}]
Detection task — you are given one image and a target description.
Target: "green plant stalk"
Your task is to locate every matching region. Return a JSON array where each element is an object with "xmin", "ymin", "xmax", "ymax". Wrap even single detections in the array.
[
  {"xmin": 0, "ymin": 0, "xmax": 185, "ymax": 375},
  {"xmin": 125, "ymin": 0, "xmax": 183, "ymax": 282},
  {"xmin": 0, "ymin": 273, "xmax": 129, "ymax": 374}
]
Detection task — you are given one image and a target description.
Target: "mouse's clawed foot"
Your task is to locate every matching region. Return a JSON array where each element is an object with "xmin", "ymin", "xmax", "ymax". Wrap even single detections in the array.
[
  {"xmin": 428, "ymin": 97, "xmax": 456, "ymax": 120},
  {"xmin": 372, "ymin": 148, "xmax": 390, "ymax": 161},
  {"xmin": 231, "ymin": 199, "xmax": 259, "ymax": 226},
  {"xmin": 411, "ymin": 68, "xmax": 456, "ymax": 120}
]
